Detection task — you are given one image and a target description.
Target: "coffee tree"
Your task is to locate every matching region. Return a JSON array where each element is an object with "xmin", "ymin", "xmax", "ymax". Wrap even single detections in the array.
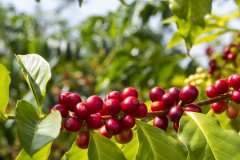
[{"xmin": 1, "ymin": 0, "xmax": 240, "ymax": 160}]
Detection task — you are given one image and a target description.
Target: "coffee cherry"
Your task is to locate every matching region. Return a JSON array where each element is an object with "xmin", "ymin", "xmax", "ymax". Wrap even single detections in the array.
[
  {"xmin": 185, "ymin": 104, "xmax": 202, "ymax": 113},
  {"xmin": 51, "ymin": 104, "xmax": 68, "ymax": 118},
  {"xmin": 58, "ymin": 92, "xmax": 71, "ymax": 106},
  {"xmin": 149, "ymin": 87, "xmax": 165, "ymax": 102},
  {"xmin": 206, "ymin": 85, "xmax": 218, "ymax": 98},
  {"xmin": 121, "ymin": 96, "xmax": 139, "ymax": 114},
  {"xmin": 106, "ymin": 118, "xmax": 122, "ymax": 135},
  {"xmin": 67, "ymin": 93, "xmax": 82, "ymax": 112},
  {"xmin": 106, "ymin": 91, "xmax": 122, "ymax": 102},
  {"xmin": 64, "ymin": 117, "xmax": 82, "ymax": 132},
  {"xmin": 150, "ymin": 101, "xmax": 165, "ymax": 111},
  {"xmin": 99, "ymin": 107, "xmax": 110, "ymax": 116},
  {"xmin": 211, "ymin": 101, "xmax": 227, "ymax": 114},
  {"xmin": 104, "ymin": 99, "xmax": 121, "ymax": 115},
  {"xmin": 121, "ymin": 115, "xmax": 135, "ymax": 129},
  {"xmin": 227, "ymin": 104, "xmax": 239, "ymax": 119},
  {"xmin": 122, "ymin": 87, "xmax": 138, "ymax": 99},
  {"xmin": 228, "ymin": 74, "xmax": 240, "ymax": 90},
  {"xmin": 168, "ymin": 105, "xmax": 184, "ymax": 122},
  {"xmin": 98, "ymin": 125, "xmax": 112, "ymax": 139},
  {"xmin": 86, "ymin": 113, "xmax": 103, "ymax": 129},
  {"xmin": 231, "ymin": 90, "xmax": 240, "ymax": 104},
  {"xmin": 74, "ymin": 102, "xmax": 90, "ymax": 120},
  {"xmin": 86, "ymin": 95, "xmax": 103, "ymax": 114},
  {"xmin": 153, "ymin": 116, "xmax": 168, "ymax": 131},
  {"xmin": 215, "ymin": 79, "xmax": 229, "ymax": 94},
  {"xmin": 76, "ymin": 131, "xmax": 90, "ymax": 149},
  {"xmin": 168, "ymin": 87, "xmax": 180, "ymax": 102},
  {"xmin": 115, "ymin": 129, "xmax": 133, "ymax": 144},
  {"xmin": 179, "ymin": 85, "xmax": 198, "ymax": 104},
  {"xmin": 162, "ymin": 93, "xmax": 176, "ymax": 107},
  {"xmin": 173, "ymin": 122, "xmax": 179, "ymax": 132},
  {"xmin": 134, "ymin": 102, "xmax": 148, "ymax": 118}
]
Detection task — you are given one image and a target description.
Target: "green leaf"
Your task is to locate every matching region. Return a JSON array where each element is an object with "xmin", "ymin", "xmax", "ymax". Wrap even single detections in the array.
[
  {"xmin": 61, "ymin": 142, "xmax": 88, "ymax": 160},
  {"xmin": 78, "ymin": 0, "xmax": 84, "ymax": 6},
  {"xmin": 179, "ymin": 112, "xmax": 240, "ymax": 160},
  {"xmin": 16, "ymin": 100, "xmax": 61, "ymax": 156},
  {"xmin": 234, "ymin": 0, "xmax": 240, "ymax": 8},
  {"xmin": 88, "ymin": 131, "xmax": 126, "ymax": 160},
  {"xmin": 16, "ymin": 54, "xmax": 51, "ymax": 108},
  {"xmin": 121, "ymin": 130, "xmax": 138, "ymax": 160},
  {"xmin": 16, "ymin": 143, "xmax": 52, "ymax": 160},
  {"xmin": 194, "ymin": 30, "xmax": 227, "ymax": 44},
  {"xmin": 136, "ymin": 120, "xmax": 186, "ymax": 160},
  {"xmin": 0, "ymin": 64, "xmax": 11, "ymax": 114},
  {"xmin": 167, "ymin": 32, "xmax": 183, "ymax": 48}
]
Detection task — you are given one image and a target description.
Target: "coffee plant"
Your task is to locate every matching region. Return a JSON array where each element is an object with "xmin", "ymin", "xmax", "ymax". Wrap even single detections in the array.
[{"xmin": 1, "ymin": 0, "xmax": 240, "ymax": 160}]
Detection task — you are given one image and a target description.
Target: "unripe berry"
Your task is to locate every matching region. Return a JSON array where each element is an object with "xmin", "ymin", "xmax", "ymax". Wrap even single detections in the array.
[
  {"xmin": 64, "ymin": 117, "xmax": 82, "ymax": 132},
  {"xmin": 134, "ymin": 102, "xmax": 148, "ymax": 118},
  {"xmin": 168, "ymin": 105, "xmax": 184, "ymax": 122},
  {"xmin": 98, "ymin": 125, "xmax": 112, "ymax": 139},
  {"xmin": 107, "ymin": 91, "xmax": 122, "ymax": 102},
  {"xmin": 185, "ymin": 104, "xmax": 202, "ymax": 113},
  {"xmin": 121, "ymin": 96, "xmax": 139, "ymax": 114},
  {"xmin": 206, "ymin": 85, "xmax": 218, "ymax": 98},
  {"xmin": 228, "ymin": 74, "xmax": 240, "ymax": 90},
  {"xmin": 179, "ymin": 85, "xmax": 198, "ymax": 104},
  {"xmin": 104, "ymin": 99, "xmax": 121, "ymax": 115},
  {"xmin": 86, "ymin": 95, "xmax": 103, "ymax": 114},
  {"xmin": 51, "ymin": 104, "xmax": 68, "ymax": 118},
  {"xmin": 115, "ymin": 129, "xmax": 133, "ymax": 144},
  {"xmin": 149, "ymin": 87, "xmax": 165, "ymax": 102},
  {"xmin": 153, "ymin": 116, "xmax": 168, "ymax": 131},
  {"xmin": 66, "ymin": 93, "xmax": 82, "ymax": 112},
  {"xmin": 86, "ymin": 113, "xmax": 103, "ymax": 129},
  {"xmin": 162, "ymin": 93, "xmax": 176, "ymax": 107},
  {"xmin": 227, "ymin": 104, "xmax": 239, "ymax": 119},
  {"xmin": 58, "ymin": 92, "xmax": 71, "ymax": 106},
  {"xmin": 173, "ymin": 122, "xmax": 179, "ymax": 132},
  {"xmin": 76, "ymin": 131, "xmax": 90, "ymax": 149},
  {"xmin": 121, "ymin": 115, "xmax": 135, "ymax": 129},
  {"xmin": 106, "ymin": 118, "xmax": 122, "ymax": 135},
  {"xmin": 122, "ymin": 87, "xmax": 138, "ymax": 99},
  {"xmin": 215, "ymin": 79, "xmax": 229, "ymax": 94},
  {"xmin": 74, "ymin": 102, "xmax": 90, "ymax": 120},
  {"xmin": 211, "ymin": 101, "xmax": 227, "ymax": 114},
  {"xmin": 150, "ymin": 101, "xmax": 165, "ymax": 111},
  {"xmin": 231, "ymin": 90, "xmax": 240, "ymax": 104}
]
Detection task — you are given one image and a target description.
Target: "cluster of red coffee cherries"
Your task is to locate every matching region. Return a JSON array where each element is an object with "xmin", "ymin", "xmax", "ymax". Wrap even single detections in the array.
[{"xmin": 206, "ymin": 74, "xmax": 240, "ymax": 118}]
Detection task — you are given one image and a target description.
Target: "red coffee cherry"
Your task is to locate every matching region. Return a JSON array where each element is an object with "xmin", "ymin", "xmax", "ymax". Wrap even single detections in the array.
[
  {"xmin": 206, "ymin": 85, "xmax": 218, "ymax": 98},
  {"xmin": 121, "ymin": 96, "xmax": 139, "ymax": 114},
  {"xmin": 153, "ymin": 116, "xmax": 168, "ymax": 131},
  {"xmin": 76, "ymin": 131, "xmax": 90, "ymax": 149},
  {"xmin": 173, "ymin": 122, "xmax": 179, "ymax": 132},
  {"xmin": 149, "ymin": 87, "xmax": 165, "ymax": 102},
  {"xmin": 185, "ymin": 104, "xmax": 202, "ymax": 113},
  {"xmin": 168, "ymin": 105, "xmax": 184, "ymax": 122},
  {"xmin": 150, "ymin": 101, "xmax": 165, "ymax": 111},
  {"xmin": 98, "ymin": 125, "xmax": 112, "ymax": 139},
  {"xmin": 106, "ymin": 118, "xmax": 122, "ymax": 135},
  {"xmin": 64, "ymin": 117, "xmax": 82, "ymax": 132},
  {"xmin": 115, "ymin": 129, "xmax": 133, "ymax": 144},
  {"xmin": 104, "ymin": 99, "xmax": 121, "ymax": 115},
  {"xmin": 121, "ymin": 115, "xmax": 135, "ymax": 129},
  {"xmin": 51, "ymin": 104, "xmax": 69, "ymax": 118},
  {"xmin": 168, "ymin": 87, "xmax": 180, "ymax": 102},
  {"xmin": 228, "ymin": 74, "xmax": 240, "ymax": 90},
  {"xmin": 66, "ymin": 93, "xmax": 82, "ymax": 112},
  {"xmin": 227, "ymin": 104, "xmax": 239, "ymax": 119},
  {"xmin": 121, "ymin": 87, "xmax": 138, "ymax": 99},
  {"xmin": 211, "ymin": 101, "xmax": 227, "ymax": 114},
  {"xmin": 215, "ymin": 79, "xmax": 229, "ymax": 94},
  {"xmin": 162, "ymin": 93, "xmax": 176, "ymax": 107},
  {"xmin": 86, "ymin": 113, "xmax": 103, "ymax": 129},
  {"xmin": 86, "ymin": 95, "xmax": 103, "ymax": 114},
  {"xmin": 134, "ymin": 102, "xmax": 148, "ymax": 118},
  {"xmin": 179, "ymin": 85, "xmax": 198, "ymax": 104},
  {"xmin": 106, "ymin": 91, "xmax": 122, "ymax": 102},
  {"xmin": 58, "ymin": 92, "xmax": 71, "ymax": 106},
  {"xmin": 231, "ymin": 90, "xmax": 240, "ymax": 104},
  {"xmin": 74, "ymin": 102, "xmax": 90, "ymax": 120}
]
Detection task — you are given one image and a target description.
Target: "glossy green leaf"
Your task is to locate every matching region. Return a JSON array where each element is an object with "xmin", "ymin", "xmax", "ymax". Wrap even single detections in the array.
[
  {"xmin": 61, "ymin": 142, "xmax": 88, "ymax": 160},
  {"xmin": 179, "ymin": 112, "xmax": 240, "ymax": 160},
  {"xmin": 16, "ymin": 100, "xmax": 61, "ymax": 156},
  {"xmin": 0, "ymin": 64, "xmax": 11, "ymax": 114},
  {"xmin": 88, "ymin": 131, "xmax": 126, "ymax": 160},
  {"xmin": 121, "ymin": 130, "xmax": 138, "ymax": 160},
  {"xmin": 16, "ymin": 143, "xmax": 52, "ymax": 160},
  {"xmin": 167, "ymin": 32, "xmax": 183, "ymax": 48},
  {"xmin": 136, "ymin": 120, "xmax": 186, "ymax": 160},
  {"xmin": 16, "ymin": 54, "xmax": 51, "ymax": 107}
]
